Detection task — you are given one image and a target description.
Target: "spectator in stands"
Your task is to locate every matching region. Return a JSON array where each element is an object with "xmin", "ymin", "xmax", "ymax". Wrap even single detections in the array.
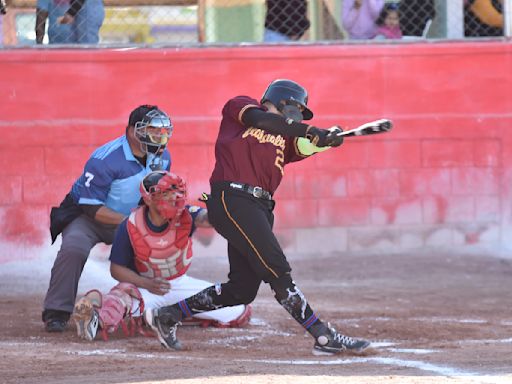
[
  {"xmin": 264, "ymin": 0, "xmax": 310, "ymax": 42},
  {"xmin": 342, "ymin": 0, "xmax": 385, "ymax": 40},
  {"xmin": 398, "ymin": 0, "xmax": 435, "ymax": 37},
  {"xmin": 374, "ymin": 2, "xmax": 402, "ymax": 40},
  {"xmin": 36, "ymin": 0, "xmax": 105, "ymax": 44},
  {"xmin": 464, "ymin": 0, "xmax": 503, "ymax": 37},
  {"xmin": 36, "ymin": 0, "xmax": 73, "ymax": 44}
]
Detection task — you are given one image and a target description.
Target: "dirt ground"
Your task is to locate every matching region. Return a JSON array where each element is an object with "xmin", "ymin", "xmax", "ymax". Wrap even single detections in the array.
[{"xmin": 1, "ymin": 248, "xmax": 512, "ymax": 384}]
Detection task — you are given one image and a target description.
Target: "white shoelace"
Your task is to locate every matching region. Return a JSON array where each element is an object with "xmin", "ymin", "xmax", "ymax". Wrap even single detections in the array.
[
  {"xmin": 326, "ymin": 324, "xmax": 356, "ymax": 346},
  {"xmin": 333, "ymin": 332, "xmax": 356, "ymax": 346}
]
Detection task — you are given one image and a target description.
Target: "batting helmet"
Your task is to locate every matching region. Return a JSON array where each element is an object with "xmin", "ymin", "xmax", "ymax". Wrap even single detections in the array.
[
  {"xmin": 140, "ymin": 171, "xmax": 187, "ymax": 223},
  {"xmin": 131, "ymin": 106, "xmax": 173, "ymax": 155},
  {"xmin": 261, "ymin": 79, "xmax": 313, "ymax": 121}
]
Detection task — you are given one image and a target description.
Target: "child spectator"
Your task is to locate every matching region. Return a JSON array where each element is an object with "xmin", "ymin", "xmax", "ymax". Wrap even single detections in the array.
[
  {"xmin": 374, "ymin": 3, "xmax": 402, "ymax": 40},
  {"xmin": 342, "ymin": 0, "xmax": 385, "ymax": 40}
]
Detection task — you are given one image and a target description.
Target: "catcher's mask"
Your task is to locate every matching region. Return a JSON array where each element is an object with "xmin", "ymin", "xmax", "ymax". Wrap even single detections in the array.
[
  {"xmin": 140, "ymin": 171, "xmax": 187, "ymax": 225},
  {"xmin": 261, "ymin": 79, "xmax": 313, "ymax": 122},
  {"xmin": 133, "ymin": 108, "xmax": 173, "ymax": 155}
]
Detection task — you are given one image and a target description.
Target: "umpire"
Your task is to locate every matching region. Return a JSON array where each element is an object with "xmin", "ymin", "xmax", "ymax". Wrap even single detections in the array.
[
  {"xmin": 145, "ymin": 79, "xmax": 371, "ymax": 355},
  {"xmin": 43, "ymin": 105, "xmax": 172, "ymax": 332}
]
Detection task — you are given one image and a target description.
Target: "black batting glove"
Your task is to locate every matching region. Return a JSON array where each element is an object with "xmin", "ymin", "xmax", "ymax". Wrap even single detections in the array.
[
  {"xmin": 326, "ymin": 126, "xmax": 344, "ymax": 147},
  {"xmin": 305, "ymin": 126, "xmax": 330, "ymax": 147},
  {"xmin": 305, "ymin": 126, "xmax": 344, "ymax": 147}
]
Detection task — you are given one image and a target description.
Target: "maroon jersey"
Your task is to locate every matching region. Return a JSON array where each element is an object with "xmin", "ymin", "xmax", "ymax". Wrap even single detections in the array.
[{"xmin": 209, "ymin": 96, "xmax": 309, "ymax": 194}]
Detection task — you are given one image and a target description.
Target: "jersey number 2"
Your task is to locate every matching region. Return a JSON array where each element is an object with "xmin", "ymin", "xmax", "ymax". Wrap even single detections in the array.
[{"xmin": 275, "ymin": 149, "xmax": 284, "ymax": 175}]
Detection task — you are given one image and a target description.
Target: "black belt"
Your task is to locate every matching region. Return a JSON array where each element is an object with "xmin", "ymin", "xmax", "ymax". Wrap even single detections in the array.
[{"xmin": 226, "ymin": 182, "xmax": 273, "ymax": 200}]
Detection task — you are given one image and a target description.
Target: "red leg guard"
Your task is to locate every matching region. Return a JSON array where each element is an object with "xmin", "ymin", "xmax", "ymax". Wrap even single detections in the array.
[
  {"xmin": 133, "ymin": 316, "xmax": 155, "ymax": 338},
  {"xmin": 120, "ymin": 320, "xmax": 130, "ymax": 337}
]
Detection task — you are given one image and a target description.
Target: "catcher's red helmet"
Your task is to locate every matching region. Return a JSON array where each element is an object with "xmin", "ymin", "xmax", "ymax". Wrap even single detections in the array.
[{"xmin": 140, "ymin": 171, "xmax": 187, "ymax": 222}]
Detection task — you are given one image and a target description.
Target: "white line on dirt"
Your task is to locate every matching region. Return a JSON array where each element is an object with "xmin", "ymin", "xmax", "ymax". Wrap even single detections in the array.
[
  {"xmin": 1, "ymin": 339, "xmax": 503, "ymax": 379},
  {"xmin": 339, "ymin": 316, "xmax": 490, "ymax": 324},
  {"xmin": 371, "ymin": 357, "xmax": 474, "ymax": 376},
  {"xmin": 69, "ymin": 349, "xmax": 126, "ymax": 356},
  {"xmin": 235, "ymin": 356, "xmax": 504, "ymax": 381},
  {"xmin": 62, "ymin": 348, "xmax": 484, "ymax": 378},
  {"xmin": 459, "ymin": 338, "xmax": 512, "ymax": 344},
  {"xmin": 370, "ymin": 341, "xmax": 396, "ymax": 347},
  {"xmin": 387, "ymin": 348, "xmax": 438, "ymax": 354},
  {"xmin": 207, "ymin": 335, "xmax": 259, "ymax": 345},
  {"xmin": 0, "ymin": 341, "xmax": 47, "ymax": 347},
  {"xmin": 410, "ymin": 317, "xmax": 488, "ymax": 324}
]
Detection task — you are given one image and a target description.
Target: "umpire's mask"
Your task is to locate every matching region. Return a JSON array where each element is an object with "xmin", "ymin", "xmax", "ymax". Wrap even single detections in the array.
[{"xmin": 134, "ymin": 108, "xmax": 173, "ymax": 155}]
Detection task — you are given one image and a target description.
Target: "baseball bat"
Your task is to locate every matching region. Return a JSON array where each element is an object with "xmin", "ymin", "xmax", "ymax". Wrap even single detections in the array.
[{"xmin": 335, "ymin": 119, "xmax": 393, "ymax": 138}]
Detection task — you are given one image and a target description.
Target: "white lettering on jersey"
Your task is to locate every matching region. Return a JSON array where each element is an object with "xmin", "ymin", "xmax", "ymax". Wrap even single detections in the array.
[{"xmin": 84, "ymin": 172, "xmax": 95, "ymax": 187}]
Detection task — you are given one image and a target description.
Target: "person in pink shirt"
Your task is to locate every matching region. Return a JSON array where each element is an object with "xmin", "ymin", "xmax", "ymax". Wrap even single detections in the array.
[
  {"xmin": 342, "ymin": 0, "xmax": 385, "ymax": 39},
  {"xmin": 374, "ymin": 3, "xmax": 403, "ymax": 40}
]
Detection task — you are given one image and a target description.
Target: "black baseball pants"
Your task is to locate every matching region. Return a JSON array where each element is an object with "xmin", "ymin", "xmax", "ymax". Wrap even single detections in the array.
[{"xmin": 206, "ymin": 183, "xmax": 291, "ymax": 306}]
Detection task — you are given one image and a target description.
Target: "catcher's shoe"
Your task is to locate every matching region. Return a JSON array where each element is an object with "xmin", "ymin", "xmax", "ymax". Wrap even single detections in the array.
[
  {"xmin": 312, "ymin": 324, "xmax": 371, "ymax": 356},
  {"xmin": 215, "ymin": 304, "xmax": 252, "ymax": 328},
  {"xmin": 181, "ymin": 304, "xmax": 252, "ymax": 328},
  {"xmin": 73, "ymin": 296, "xmax": 100, "ymax": 341},
  {"xmin": 144, "ymin": 306, "xmax": 182, "ymax": 351}
]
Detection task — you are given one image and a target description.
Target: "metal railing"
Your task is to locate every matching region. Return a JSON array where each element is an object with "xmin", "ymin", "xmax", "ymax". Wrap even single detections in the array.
[{"xmin": 0, "ymin": 0, "xmax": 509, "ymax": 46}]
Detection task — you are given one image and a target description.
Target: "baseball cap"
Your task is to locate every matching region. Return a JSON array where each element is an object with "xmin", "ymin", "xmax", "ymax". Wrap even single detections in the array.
[{"xmin": 128, "ymin": 105, "xmax": 159, "ymax": 127}]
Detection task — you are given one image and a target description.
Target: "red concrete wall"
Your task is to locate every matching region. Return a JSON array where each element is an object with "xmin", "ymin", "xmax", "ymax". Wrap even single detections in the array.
[{"xmin": 1, "ymin": 41, "xmax": 511, "ymax": 259}]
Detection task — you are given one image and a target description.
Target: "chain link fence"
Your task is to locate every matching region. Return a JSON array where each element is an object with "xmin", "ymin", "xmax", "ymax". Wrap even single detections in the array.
[{"xmin": 0, "ymin": 0, "xmax": 509, "ymax": 46}]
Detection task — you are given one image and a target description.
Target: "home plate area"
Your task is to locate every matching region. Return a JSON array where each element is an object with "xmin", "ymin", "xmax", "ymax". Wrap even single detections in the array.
[{"xmin": 1, "ymin": 250, "xmax": 512, "ymax": 384}]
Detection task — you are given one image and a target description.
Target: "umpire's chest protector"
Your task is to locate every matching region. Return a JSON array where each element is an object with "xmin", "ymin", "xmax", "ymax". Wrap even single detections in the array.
[{"xmin": 126, "ymin": 208, "xmax": 193, "ymax": 280}]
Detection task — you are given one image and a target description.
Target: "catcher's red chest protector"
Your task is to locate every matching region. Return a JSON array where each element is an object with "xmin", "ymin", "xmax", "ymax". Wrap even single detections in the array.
[{"xmin": 127, "ymin": 207, "xmax": 193, "ymax": 280}]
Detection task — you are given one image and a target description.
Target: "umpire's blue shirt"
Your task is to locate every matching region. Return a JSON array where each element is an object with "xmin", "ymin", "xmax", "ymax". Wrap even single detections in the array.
[{"xmin": 70, "ymin": 135, "xmax": 171, "ymax": 216}]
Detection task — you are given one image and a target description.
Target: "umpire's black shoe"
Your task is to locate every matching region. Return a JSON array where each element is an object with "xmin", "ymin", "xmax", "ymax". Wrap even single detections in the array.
[
  {"xmin": 42, "ymin": 309, "xmax": 70, "ymax": 333},
  {"xmin": 45, "ymin": 318, "xmax": 67, "ymax": 332},
  {"xmin": 144, "ymin": 306, "xmax": 183, "ymax": 351},
  {"xmin": 313, "ymin": 324, "xmax": 371, "ymax": 356}
]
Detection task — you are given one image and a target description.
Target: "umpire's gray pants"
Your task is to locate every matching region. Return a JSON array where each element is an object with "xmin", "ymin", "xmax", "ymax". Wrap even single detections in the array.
[{"xmin": 43, "ymin": 215, "xmax": 117, "ymax": 314}]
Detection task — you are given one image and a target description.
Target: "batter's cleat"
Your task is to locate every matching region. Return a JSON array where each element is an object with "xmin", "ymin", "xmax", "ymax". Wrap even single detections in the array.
[
  {"xmin": 144, "ymin": 306, "xmax": 182, "ymax": 351},
  {"xmin": 312, "ymin": 324, "xmax": 371, "ymax": 356},
  {"xmin": 73, "ymin": 296, "xmax": 100, "ymax": 341}
]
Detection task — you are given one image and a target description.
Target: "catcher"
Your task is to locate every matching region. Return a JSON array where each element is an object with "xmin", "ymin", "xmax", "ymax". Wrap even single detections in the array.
[{"xmin": 72, "ymin": 171, "xmax": 251, "ymax": 342}]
